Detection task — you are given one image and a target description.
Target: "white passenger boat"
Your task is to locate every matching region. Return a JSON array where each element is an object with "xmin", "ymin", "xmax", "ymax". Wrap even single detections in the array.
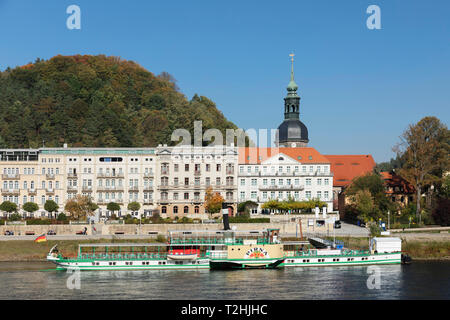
[
  {"xmin": 47, "ymin": 243, "xmax": 210, "ymax": 271},
  {"xmin": 281, "ymin": 237, "xmax": 404, "ymax": 267}
]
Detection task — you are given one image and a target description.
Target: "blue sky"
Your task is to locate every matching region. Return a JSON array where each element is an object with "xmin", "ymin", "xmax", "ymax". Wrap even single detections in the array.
[{"xmin": 0, "ymin": 0, "xmax": 449, "ymax": 162}]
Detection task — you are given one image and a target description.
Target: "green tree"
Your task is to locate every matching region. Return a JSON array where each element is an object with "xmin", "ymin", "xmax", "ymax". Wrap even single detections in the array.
[
  {"xmin": 44, "ymin": 200, "xmax": 59, "ymax": 218},
  {"xmin": 57, "ymin": 212, "xmax": 68, "ymax": 221},
  {"xmin": 22, "ymin": 202, "xmax": 39, "ymax": 216},
  {"xmin": 355, "ymin": 189, "xmax": 375, "ymax": 222},
  {"xmin": 107, "ymin": 202, "xmax": 121, "ymax": 217},
  {"xmin": 127, "ymin": 202, "xmax": 141, "ymax": 212},
  {"xmin": 394, "ymin": 116, "xmax": 449, "ymax": 218},
  {"xmin": 0, "ymin": 201, "xmax": 17, "ymax": 215}
]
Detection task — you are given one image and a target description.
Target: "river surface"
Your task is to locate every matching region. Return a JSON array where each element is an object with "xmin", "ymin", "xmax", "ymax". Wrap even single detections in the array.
[{"xmin": 0, "ymin": 261, "xmax": 448, "ymax": 299}]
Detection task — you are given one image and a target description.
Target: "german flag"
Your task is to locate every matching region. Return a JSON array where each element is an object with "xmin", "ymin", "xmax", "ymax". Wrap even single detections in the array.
[{"xmin": 34, "ymin": 234, "xmax": 47, "ymax": 243}]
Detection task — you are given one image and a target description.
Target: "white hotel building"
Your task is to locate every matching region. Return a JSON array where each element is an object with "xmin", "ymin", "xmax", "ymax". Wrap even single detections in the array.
[{"xmin": 238, "ymin": 147, "xmax": 334, "ymax": 213}]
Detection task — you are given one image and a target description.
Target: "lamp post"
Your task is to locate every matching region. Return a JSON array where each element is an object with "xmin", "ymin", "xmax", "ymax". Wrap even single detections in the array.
[{"xmin": 388, "ymin": 211, "xmax": 390, "ymax": 230}]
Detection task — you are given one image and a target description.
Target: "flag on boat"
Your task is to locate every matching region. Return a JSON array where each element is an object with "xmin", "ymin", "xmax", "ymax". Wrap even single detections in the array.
[{"xmin": 34, "ymin": 234, "xmax": 47, "ymax": 243}]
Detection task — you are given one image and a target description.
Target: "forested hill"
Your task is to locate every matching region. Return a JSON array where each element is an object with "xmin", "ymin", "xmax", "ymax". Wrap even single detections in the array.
[{"xmin": 0, "ymin": 55, "xmax": 238, "ymax": 148}]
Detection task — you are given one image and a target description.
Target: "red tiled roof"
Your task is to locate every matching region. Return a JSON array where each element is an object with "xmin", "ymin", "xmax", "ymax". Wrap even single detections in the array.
[
  {"xmin": 324, "ymin": 155, "xmax": 376, "ymax": 187},
  {"xmin": 238, "ymin": 147, "xmax": 330, "ymax": 164},
  {"xmin": 381, "ymin": 171, "xmax": 415, "ymax": 194}
]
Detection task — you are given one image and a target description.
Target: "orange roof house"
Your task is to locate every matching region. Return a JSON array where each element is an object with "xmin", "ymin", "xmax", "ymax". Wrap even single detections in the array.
[
  {"xmin": 324, "ymin": 155, "xmax": 376, "ymax": 187},
  {"xmin": 380, "ymin": 171, "xmax": 415, "ymax": 195}
]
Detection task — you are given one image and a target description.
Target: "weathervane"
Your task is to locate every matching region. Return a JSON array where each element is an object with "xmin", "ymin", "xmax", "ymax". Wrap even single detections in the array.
[{"xmin": 289, "ymin": 53, "xmax": 295, "ymax": 80}]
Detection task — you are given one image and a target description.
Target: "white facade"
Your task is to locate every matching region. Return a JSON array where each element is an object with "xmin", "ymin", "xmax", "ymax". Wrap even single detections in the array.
[
  {"xmin": 238, "ymin": 151, "xmax": 333, "ymax": 213},
  {"xmin": 0, "ymin": 146, "xmax": 238, "ymax": 219}
]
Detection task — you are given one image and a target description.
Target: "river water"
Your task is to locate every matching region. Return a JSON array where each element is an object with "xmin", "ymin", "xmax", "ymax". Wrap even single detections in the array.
[{"xmin": 0, "ymin": 261, "xmax": 448, "ymax": 299}]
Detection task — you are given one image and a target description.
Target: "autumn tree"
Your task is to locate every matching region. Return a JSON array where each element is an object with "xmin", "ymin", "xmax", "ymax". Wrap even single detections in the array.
[
  {"xmin": 394, "ymin": 117, "xmax": 449, "ymax": 218},
  {"xmin": 204, "ymin": 186, "xmax": 224, "ymax": 218},
  {"xmin": 65, "ymin": 195, "xmax": 98, "ymax": 220}
]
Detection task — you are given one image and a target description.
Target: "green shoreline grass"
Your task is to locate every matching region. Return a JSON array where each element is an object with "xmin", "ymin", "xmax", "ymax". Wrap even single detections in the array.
[
  {"xmin": 0, "ymin": 237, "xmax": 448, "ymax": 262},
  {"xmin": 0, "ymin": 238, "xmax": 165, "ymax": 262}
]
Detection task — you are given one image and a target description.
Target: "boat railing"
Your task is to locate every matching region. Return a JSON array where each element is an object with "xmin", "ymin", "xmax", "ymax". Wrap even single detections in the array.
[
  {"xmin": 169, "ymin": 238, "xmax": 273, "ymax": 246},
  {"xmin": 285, "ymin": 249, "xmax": 371, "ymax": 257},
  {"xmin": 71, "ymin": 252, "xmax": 208, "ymax": 260}
]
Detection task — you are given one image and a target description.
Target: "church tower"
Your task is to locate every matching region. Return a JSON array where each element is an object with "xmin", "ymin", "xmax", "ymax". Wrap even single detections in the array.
[{"xmin": 275, "ymin": 54, "xmax": 309, "ymax": 147}]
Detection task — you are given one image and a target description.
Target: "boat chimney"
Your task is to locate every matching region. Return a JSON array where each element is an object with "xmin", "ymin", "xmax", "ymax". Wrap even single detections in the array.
[{"xmin": 222, "ymin": 203, "xmax": 230, "ymax": 230}]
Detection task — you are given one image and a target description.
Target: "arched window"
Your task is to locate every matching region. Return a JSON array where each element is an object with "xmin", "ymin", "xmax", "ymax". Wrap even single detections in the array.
[
  {"xmin": 194, "ymin": 206, "xmax": 199, "ymax": 214},
  {"xmin": 161, "ymin": 206, "xmax": 167, "ymax": 214},
  {"xmin": 184, "ymin": 206, "xmax": 189, "ymax": 214},
  {"xmin": 173, "ymin": 206, "xmax": 178, "ymax": 214}
]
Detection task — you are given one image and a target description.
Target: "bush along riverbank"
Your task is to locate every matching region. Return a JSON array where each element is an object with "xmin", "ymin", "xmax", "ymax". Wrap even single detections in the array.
[{"xmin": 401, "ymin": 240, "xmax": 450, "ymax": 260}]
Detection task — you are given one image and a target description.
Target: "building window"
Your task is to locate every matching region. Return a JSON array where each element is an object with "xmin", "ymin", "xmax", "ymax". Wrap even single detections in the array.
[
  {"xmin": 161, "ymin": 206, "xmax": 167, "ymax": 214},
  {"xmin": 173, "ymin": 206, "xmax": 178, "ymax": 214},
  {"xmin": 194, "ymin": 206, "xmax": 199, "ymax": 214},
  {"xmin": 184, "ymin": 206, "xmax": 189, "ymax": 214}
]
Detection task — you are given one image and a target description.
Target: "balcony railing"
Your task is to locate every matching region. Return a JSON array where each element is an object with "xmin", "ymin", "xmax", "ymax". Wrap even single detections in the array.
[
  {"xmin": 97, "ymin": 172, "xmax": 124, "ymax": 178},
  {"xmin": 67, "ymin": 186, "xmax": 78, "ymax": 191},
  {"xmin": 144, "ymin": 172, "xmax": 154, "ymax": 177},
  {"xmin": 1, "ymin": 188, "xmax": 19, "ymax": 194},
  {"xmin": 97, "ymin": 198, "xmax": 123, "ymax": 205},
  {"xmin": 128, "ymin": 186, "xmax": 139, "ymax": 191},
  {"xmin": 45, "ymin": 188, "xmax": 55, "ymax": 194},
  {"xmin": 96, "ymin": 186, "xmax": 124, "ymax": 192},
  {"xmin": 82, "ymin": 186, "xmax": 93, "ymax": 192},
  {"xmin": 238, "ymin": 171, "xmax": 333, "ymax": 177},
  {"xmin": 2, "ymin": 174, "xmax": 20, "ymax": 180},
  {"xmin": 28, "ymin": 188, "xmax": 37, "ymax": 194},
  {"xmin": 67, "ymin": 173, "xmax": 78, "ymax": 178},
  {"xmin": 259, "ymin": 185, "xmax": 305, "ymax": 191},
  {"xmin": 46, "ymin": 174, "xmax": 55, "ymax": 179}
]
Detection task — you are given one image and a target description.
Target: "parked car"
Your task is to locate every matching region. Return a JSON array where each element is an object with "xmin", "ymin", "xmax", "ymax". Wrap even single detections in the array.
[
  {"xmin": 3, "ymin": 230, "xmax": 14, "ymax": 235},
  {"xmin": 334, "ymin": 220, "xmax": 342, "ymax": 229},
  {"xmin": 47, "ymin": 230, "xmax": 56, "ymax": 235}
]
